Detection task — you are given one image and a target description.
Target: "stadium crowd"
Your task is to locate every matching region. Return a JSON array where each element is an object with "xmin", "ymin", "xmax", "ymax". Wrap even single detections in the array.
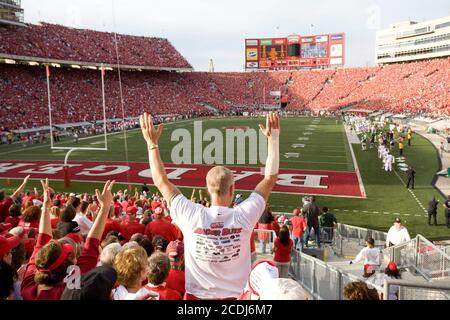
[
  {"xmin": 1, "ymin": 56, "xmax": 449, "ymax": 133},
  {"xmin": 0, "ymin": 23, "xmax": 191, "ymax": 69}
]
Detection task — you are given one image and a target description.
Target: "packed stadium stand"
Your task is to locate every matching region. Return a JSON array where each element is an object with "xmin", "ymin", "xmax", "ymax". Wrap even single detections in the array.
[
  {"xmin": 0, "ymin": 23, "xmax": 191, "ymax": 69},
  {"xmin": 0, "ymin": 22, "xmax": 449, "ymax": 130}
]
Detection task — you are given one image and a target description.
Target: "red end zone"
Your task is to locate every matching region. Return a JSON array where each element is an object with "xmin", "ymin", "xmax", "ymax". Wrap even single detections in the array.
[{"xmin": 0, "ymin": 160, "xmax": 365, "ymax": 198}]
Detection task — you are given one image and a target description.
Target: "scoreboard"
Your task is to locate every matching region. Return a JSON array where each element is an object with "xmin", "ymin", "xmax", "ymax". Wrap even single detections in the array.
[{"xmin": 245, "ymin": 33, "xmax": 345, "ymax": 70}]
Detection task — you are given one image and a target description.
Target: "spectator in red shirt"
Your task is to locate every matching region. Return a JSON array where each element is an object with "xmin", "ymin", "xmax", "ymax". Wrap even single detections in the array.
[
  {"xmin": 119, "ymin": 206, "xmax": 145, "ymax": 242},
  {"xmin": 290, "ymin": 208, "xmax": 307, "ymax": 252},
  {"xmin": 165, "ymin": 240, "xmax": 185, "ymax": 296},
  {"xmin": 0, "ymin": 175, "xmax": 30, "ymax": 223},
  {"xmin": 5, "ymin": 204, "xmax": 22, "ymax": 228},
  {"xmin": 144, "ymin": 206, "xmax": 178, "ymax": 242},
  {"xmin": 272, "ymin": 225, "xmax": 293, "ymax": 278},
  {"xmin": 0, "ymin": 233, "xmax": 21, "ymax": 265},
  {"xmin": 20, "ymin": 179, "xmax": 115, "ymax": 300},
  {"xmin": 257, "ymin": 203, "xmax": 275, "ymax": 254},
  {"xmin": 50, "ymin": 206, "xmax": 60, "ymax": 229},
  {"xmin": 101, "ymin": 205, "xmax": 121, "ymax": 241},
  {"xmin": 143, "ymin": 252, "xmax": 182, "ymax": 300},
  {"xmin": 113, "ymin": 196, "xmax": 122, "ymax": 219},
  {"xmin": 18, "ymin": 206, "xmax": 41, "ymax": 236}
]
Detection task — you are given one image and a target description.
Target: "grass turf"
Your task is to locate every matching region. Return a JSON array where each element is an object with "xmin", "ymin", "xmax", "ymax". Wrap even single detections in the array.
[{"xmin": 0, "ymin": 116, "xmax": 447, "ymax": 238}]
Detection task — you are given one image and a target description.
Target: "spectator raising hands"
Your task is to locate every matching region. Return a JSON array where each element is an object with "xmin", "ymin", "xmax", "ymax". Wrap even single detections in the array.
[
  {"xmin": 140, "ymin": 112, "xmax": 280, "ymax": 299},
  {"xmin": 20, "ymin": 180, "xmax": 115, "ymax": 300}
]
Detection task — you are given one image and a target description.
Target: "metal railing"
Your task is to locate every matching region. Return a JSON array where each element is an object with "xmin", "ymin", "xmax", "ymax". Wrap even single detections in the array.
[
  {"xmin": 253, "ymin": 229, "xmax": 277, "ymax": 254},
  {"xmin": 381, "ymin": 235, "xmax": 450, "ymax": 280},
  {"xmin": 290, "ymin": 250, "xmax": 384, "ymax": 300},
  {"xmin": 334, "ymin": 223, "xmax": 387, "ymax": 255},
  {"xmin": 384, "ymin": 279, "xmax": 450, "ymax": 300}
]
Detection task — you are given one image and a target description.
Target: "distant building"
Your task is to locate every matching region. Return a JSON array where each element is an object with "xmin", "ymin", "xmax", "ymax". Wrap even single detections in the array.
[
  {"xmin": 0, "ymin": 0, "xmax": 25, "ymax": 27},
  {"xmin": 376, "ymin": 15, "xmax": 450, "ymax": 64}
]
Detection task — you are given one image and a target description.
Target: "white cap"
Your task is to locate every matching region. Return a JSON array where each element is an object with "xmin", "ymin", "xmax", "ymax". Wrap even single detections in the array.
[
  {"xmin": 246, "ymin": 261, "xmax": 279, "ymax": 297},
  {"xmin": 259, "ymin": 278, "xmax": 310, "ymax": 300},
  {"xmin": 32, "ymin": 199, "xmax": 43, "ymax": 206}
]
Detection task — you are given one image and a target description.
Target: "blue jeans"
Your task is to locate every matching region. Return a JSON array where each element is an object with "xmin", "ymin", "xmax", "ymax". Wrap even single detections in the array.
[
  {"xmin": 293, "ymin": 235, "xmax": 305, "ymax": 252},
  {"xmin": 259, "ymin": 240, "xmax": 268, "ymax": 253},
  {"xmin": 304, "ymin": 225, "xmax": 321, "ymax": 248}
]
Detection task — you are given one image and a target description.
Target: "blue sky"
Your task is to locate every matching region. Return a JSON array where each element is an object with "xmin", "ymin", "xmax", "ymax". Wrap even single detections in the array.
[{"xmin": 22, "ymin": 0, "xmax": 450, "ymax": 71}]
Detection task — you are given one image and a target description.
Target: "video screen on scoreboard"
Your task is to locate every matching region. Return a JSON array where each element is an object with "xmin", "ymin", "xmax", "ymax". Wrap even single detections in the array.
[
  {"xmin": 301, "ymin": 42, "xmax": 328, "ymax": 58},
  {"xmin": 260, "ymin": 45, "xmax": 285, "ymax": 60}
]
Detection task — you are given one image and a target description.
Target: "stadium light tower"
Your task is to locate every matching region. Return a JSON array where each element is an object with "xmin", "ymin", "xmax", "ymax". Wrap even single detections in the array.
[
  {"xmin": 309, "ymin": 24, "xmax": 314, "ymax": 36},
  {"xmin": 209, "ymin": 59, "xmax": 214, "ymax": 72}
]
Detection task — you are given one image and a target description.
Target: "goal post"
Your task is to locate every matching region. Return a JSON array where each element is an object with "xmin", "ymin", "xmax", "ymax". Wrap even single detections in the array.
[{"xmin": 46, "ymin": 64, "xmax": 109, "ymax": 187}]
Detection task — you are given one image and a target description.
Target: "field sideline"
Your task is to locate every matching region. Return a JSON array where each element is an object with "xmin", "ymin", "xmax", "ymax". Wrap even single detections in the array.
[{"xmin": 0, "ymin": 116, "xmax": 447, "ymax": 238}]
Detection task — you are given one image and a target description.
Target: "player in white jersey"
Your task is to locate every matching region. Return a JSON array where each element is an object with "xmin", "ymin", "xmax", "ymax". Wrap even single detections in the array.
[
  {"xmin": 384, "ymin": 152, "xmax": 395, "ymax": 171},
  {"xmin": 378, "ymin": 144, "xmax": 386, "ymax": 159}
]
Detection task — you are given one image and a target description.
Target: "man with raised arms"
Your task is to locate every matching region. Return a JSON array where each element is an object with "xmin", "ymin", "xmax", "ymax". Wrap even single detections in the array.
[{"xmin": 139, "ymin": 112, "xmax": 280, "ymax": 299}]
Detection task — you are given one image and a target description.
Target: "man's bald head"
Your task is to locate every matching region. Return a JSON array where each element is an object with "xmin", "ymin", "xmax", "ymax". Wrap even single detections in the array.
[{"xmin": 206, "ymin": 166, "xmax": 234, "ymax": 197}]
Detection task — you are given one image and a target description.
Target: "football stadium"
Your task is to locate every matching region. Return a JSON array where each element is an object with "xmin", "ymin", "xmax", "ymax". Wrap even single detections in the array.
[{"xmin": 0, "ymin": 0, "xmax": 450, "ymax": 305}]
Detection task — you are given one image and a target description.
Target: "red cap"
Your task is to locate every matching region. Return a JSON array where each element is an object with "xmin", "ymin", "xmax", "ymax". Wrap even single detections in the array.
[
  {"xmin": 65, "ymin": 233, "xmax": 83, "ymax": 244},
  {"xmin": 166, "ymin": 240, "xmax": 184, "ymax": 257},
  {"xmin": 154, "ymin": 206, "xmax": 163, "ymax": 215},
  {"xmin": 126, "ymin": 206, "xmax": 138, "ymax": 216},
  {"xmin": 0, "ymin": 235, "xmax": 21, "ymax": 257},
  {"xmin": 293, "ymin": 208, "xmax": 301, "ymax": 215},
  {"xmin": 387, "ymin": 261, "xmax": 398, "ymax": 272},
  {"xmin": 364, "ymin": 264, "xmax": 375, "ymax": 274}
]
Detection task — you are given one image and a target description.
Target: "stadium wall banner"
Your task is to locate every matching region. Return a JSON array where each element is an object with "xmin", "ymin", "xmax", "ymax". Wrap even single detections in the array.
[
  {"xmin": 246, "ymin": 48, "xmax": 258, "ymax": 61},
  {"xmin": 274, "ymin": 39, "xmax": 284, "ymax": 45},
  {"xmin": 260, "ymin": 39, "xmax": 272, "ymax": 45},
  {"xmin": 315, "ymin": 35, "xmax": 328, "ymax": 42},
  {"xmin": 287, "ymin": 35, "xmax": 300, "ymax": 43},
  {"xmin": 246, "ymin": 39, "xmax": 258, "ymax": 46},
  {"xmin": 331, "ymin": 34, "xmax": 343, "ymax": 41},
  {"xmin": 246, "ymin": 61, "xmax": 258, "ymax": 68},
  {"xmin": 0, "ymin": 160, "xmax": 364, "ymax": 198}
]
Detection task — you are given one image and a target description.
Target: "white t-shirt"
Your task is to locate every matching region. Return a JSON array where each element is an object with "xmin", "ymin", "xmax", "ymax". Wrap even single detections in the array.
[
  {"xmin": 386, "ymin": 226, "xmax": 410, "ymax": 246},
  {"xmin": 112, "ymin": 285, "xmax": 159, "ymax": 300},
  {"xmin": 352, "ymin": 247, "xmax": 380, "ymax": 266},
  {"xmin": 170, "ymin": 192, "xmax": 265, "ymax": 299},
  {"xmin": 73, "ymin": 212, "xmax": 93, "ymax": 236}
]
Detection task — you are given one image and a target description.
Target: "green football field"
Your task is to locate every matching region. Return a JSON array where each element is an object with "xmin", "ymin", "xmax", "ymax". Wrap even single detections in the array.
[{"xmin": 0, "ymin": 116, "xmax": 447, "ymax": 238}]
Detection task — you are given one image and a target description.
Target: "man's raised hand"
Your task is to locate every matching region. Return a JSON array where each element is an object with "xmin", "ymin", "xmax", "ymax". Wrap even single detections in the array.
[
  {"xmin": 140, "ymin": 112, "xmax": 164, "ymax": 146},
  {"xmin": 259, "ymin": 112, "xmax": 280, "ymax": 138},
  {"xmin": 95, "ymin": 180, "xmax": 115, "ymax": 207}
]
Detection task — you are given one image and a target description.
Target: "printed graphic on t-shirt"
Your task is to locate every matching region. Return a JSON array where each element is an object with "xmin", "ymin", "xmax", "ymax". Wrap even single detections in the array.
[{"xmin": 193, "ymin": 223, "xmax": 243, "ymax": 263}]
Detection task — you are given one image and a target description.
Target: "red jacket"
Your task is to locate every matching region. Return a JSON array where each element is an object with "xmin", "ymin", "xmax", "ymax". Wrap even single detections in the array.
[
  {"xmin": 143, "ymin": 284, "xmax": 182, "ymax": 300},
  {"xmin": 273, "ymin": 238, "xmax": 293, "ymax": 263},
  {"xmin": 102, "ymin": 218, "xmax": 121, "ymax": 240},
  {"xmin": 120, "ymin": 220, "xmax": 145, "ymax": 242},
  {"xmin": 165, "ymin": 269, "xmax": 185, "ymax": 296},
  {"xmin": 144, "ymin": 219, "xmax": 178, "ymax": 242}
]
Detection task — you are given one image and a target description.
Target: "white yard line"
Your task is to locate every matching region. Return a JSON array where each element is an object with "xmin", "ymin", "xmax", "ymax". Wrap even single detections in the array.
[
  {"xmin": 393, "ymin": 169, "xmax": 428, "ymax": 215},
  {"xmin": 344, "ymin": 126, "xmax": 367, "ymax": 198}
]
